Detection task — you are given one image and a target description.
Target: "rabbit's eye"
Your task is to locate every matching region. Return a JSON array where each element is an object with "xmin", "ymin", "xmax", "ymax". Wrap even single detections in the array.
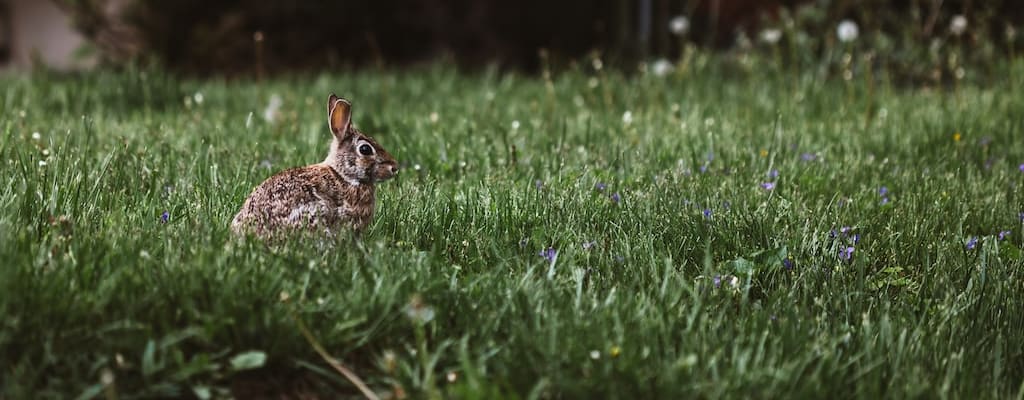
[{"xmin": 358, "ymin": 144, "xmax": 374, "ymax": 156}]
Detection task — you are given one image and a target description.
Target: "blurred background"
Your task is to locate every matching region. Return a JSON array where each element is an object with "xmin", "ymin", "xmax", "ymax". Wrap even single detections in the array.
[{"xmin": 1, "ymin": 0, "xmax": 1022, "ymax": 81}]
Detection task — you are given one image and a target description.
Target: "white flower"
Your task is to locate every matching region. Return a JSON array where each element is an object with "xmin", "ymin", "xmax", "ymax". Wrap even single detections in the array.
[
  {"xmin": 429, "ymin": 112, "xmax": 439, "ymax": 123},
  {"xmin": 589, "ymin": 350, "xmax": 601, "ymax": 360},
  {"xmin": 193, "ymin": 92, "xmax": 204, "ymax": 105},
  {"xmin": 650, "ymin": 58, "xmax": 674, "ymax": 76},
  {"xmin": 950, "ymin": 15, "xmax": 968, "ymax": 36},
  {"xmin": 511, "ymin": 120, "xmax": 520, "ymax": 130},
  {"xmin": 837, "ymin": 19, "xmax": 859, "ymax": 43},
  {"xmin": 669, "ymin": 15, "xmax": 690, "ymax": 36},
  {"xmin": 759, "ymin": 28, "xmax": 782, "ymax": 44},
  {"xmin": 31, "ymin": 132, "xmax": 41, "ymax": 140},
  {"xmin": 38, "ymin": 160, "xmax": 47, "ymax": 167},
  {"xmin": 622, "ymin": 111, "xmax": 633, "ymax": 125},
  {"xmin": 263, "ymin": 94, "xmax": 282, "ymax": 122}
]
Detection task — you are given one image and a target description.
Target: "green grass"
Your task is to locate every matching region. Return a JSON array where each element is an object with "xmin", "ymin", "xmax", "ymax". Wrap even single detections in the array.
[{"xmin": 2, "ymin": 60, "xmax": 1024, "ymax": 399}]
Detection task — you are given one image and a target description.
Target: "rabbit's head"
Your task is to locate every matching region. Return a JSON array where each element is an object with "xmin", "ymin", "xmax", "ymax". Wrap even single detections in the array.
[{"xmin": 324, "ymin": 94, "xmax": 399, "ymax": 184}]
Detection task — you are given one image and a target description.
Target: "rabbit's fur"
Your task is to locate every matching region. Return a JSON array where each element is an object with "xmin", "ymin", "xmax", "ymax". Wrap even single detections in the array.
[{"xmin": 231, "ymin": 94, "xmax": 398, "ymax": 237}]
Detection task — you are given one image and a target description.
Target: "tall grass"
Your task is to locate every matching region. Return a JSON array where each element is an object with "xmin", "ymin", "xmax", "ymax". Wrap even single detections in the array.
[{"xmin": 2, "ymin": 59, "xmax": 1023, "ymax": 398}]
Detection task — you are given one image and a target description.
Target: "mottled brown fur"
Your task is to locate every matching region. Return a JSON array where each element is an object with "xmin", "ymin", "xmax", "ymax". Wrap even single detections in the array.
[{"xmin": 231, "ymin": 94, "xmax": 397, "ymax": 237}]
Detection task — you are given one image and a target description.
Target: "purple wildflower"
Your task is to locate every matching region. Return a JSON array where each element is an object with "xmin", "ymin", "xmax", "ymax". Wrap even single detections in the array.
[
  {"xmin": 595, "ymin": 182, "xmax": 607, "ymax": 192},
  {"xmin": 610, "ymin": 192, "xmax": 621, "ymax": 203},
  {"xmin": 768, "ymin": 169, "xmax": 779, "ymax": 179},
  {"xmin": 582, "ymin": 241, "xmax": 597, "ymax": 250},
  {"xmin": 852, "ymin": 233, "xmax": 861, "ymax": 244},
  {"xmin": 703, "ymin": 208, "xmax": 712, "ymax": 219},
  {"xmin": 760, "ymin": 182, "xmax": 776, "ymax": 191},
  {"xmin": 539, "ymin": 247, "xmax": 557, "ymax": 262},
  {"xmin": 1019, "ymin": 163, "xmax": 1024, "ymax": 173},
  {"xmin": 998, "ymin": 230, "xmax": 1011, "ymax": 241},
  {"xmin": 840, "ymin": 246, "xmax": 855, "ymax": 261},
  {"xmin": 535, "ymin": 180, "xmax": 544, "ymax": 190},
  {"xmin": 878, "ymin": 186, "xmax": 888, "ymax": 196},
  {"xmin": 782, "ymin": 258, "xmax": 794, "ymax": 270},
  {"xmin": 160, "ymin": 211, "xmax": 170, "ymax": 224},
  {"xmin": 840, "ymin": 226, "xmax": 851, "ymax": 236},
  {"xmin": 801, "ymin": 153, "xmax": 817, "ymax": 162},
  {"xmin": 712, "ymin": 275, "xmax": 722, "ymax": 288},
  {"xmin": 965, "ymin": 236, "xmax": 978, "ymax": 250},
  {"xmin": 1020, "ymin": 212, "xmax": 1024, "ymax": 222},
  {"xmin": 880, "ymin": 197, "xmax": 890, "ymax": 205},
  {"xmin": 699, "ymin": 164, "xmax": 709, "ymax": 173},
  {"xmin": 829, "ymin": 229, "xmax": 838, "ymax": 239}
]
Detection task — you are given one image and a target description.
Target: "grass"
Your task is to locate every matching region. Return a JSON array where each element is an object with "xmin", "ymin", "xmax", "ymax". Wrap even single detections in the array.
[{"xmin": 2, "ymin": 59, "xmax": 1024, "ymax": 399}]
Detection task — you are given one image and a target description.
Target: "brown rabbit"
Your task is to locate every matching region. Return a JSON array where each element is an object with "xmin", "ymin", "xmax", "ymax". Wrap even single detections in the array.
[{"xmin": 231, "ymin": 94, "xmax": 398, "ymax": 237}]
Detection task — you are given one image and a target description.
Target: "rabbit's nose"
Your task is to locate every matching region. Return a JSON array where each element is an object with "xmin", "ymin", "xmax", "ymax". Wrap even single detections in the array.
[{"xmin": 389, "ymin": 164, "xmax": 399, "ymax": 174}]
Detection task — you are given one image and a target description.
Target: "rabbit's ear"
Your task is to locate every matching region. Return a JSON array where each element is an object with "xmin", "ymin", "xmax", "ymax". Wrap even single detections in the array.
[{"xmin": 328, "ymin": 94, "xmax": 352, "ymax": 138}]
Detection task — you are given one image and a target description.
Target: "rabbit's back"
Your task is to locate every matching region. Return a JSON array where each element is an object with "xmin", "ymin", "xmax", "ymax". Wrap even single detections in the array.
[{"xmin": 231, "ymin": 164, "xmax": 376, "ymax": 236}]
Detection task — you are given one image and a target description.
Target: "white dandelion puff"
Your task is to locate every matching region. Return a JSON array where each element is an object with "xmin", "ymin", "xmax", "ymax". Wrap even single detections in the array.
[
  {"xmin": 837, "ymin": 20, "xmax": 859, "ymax": 43},
  {"xmin": 760, "ymin": 28, "xmax": 782, "ymax": 44},
  {"xmin": 669, "ymin": 15, "xmax": 690, "ymax": 36},
  {"xmin": 950, "ymin": 15, "xmax": 968, "ymax": 36},
  {"xmin": 651, "ymin": 58, "xmax": 674, "ymax": 76}
]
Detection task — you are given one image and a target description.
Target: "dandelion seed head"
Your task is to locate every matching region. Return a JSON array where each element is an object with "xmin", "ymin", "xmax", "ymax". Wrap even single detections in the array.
[
  {"xmin": 759, "ymin": 28, "xmax": 782, "ymax": 44},
  {"xmin": 669, "ymin": 15, "xmax": 690, "ymax": 36},
  {"xmin": 651, "ymin": 58, "xmax": 674, "ymax": 77},
  {"xmin": 950, "ymin": 15, "xmax": 968, "ymax": 36},
  {"xmin": 837, "ymin": 20, "xmax": 860, "ymax": 43}
]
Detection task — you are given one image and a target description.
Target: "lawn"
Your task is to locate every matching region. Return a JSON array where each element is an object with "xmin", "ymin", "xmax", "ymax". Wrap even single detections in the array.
[{"xmin": 2, "ymin": 60, "xmax": 1023, "ymax": 398}]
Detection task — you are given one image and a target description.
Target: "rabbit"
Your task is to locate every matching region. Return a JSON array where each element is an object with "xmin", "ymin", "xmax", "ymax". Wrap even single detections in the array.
[{"xmin": 231, "ymin": 94, "xmax": 399, "ymax": 237}]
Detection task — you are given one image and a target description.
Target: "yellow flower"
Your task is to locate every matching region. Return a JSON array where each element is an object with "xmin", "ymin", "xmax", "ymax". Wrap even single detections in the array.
[
  {"xmin": 610, "ymin": 345, "xmax": 622, "ymax": 358},
  {"xmin": 759, "ymin": 149, "xmax": 768, "ymax": 157},
  {"xmin": 953, "ymin": 132, "xmax": 962, "ymax": 142}
]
